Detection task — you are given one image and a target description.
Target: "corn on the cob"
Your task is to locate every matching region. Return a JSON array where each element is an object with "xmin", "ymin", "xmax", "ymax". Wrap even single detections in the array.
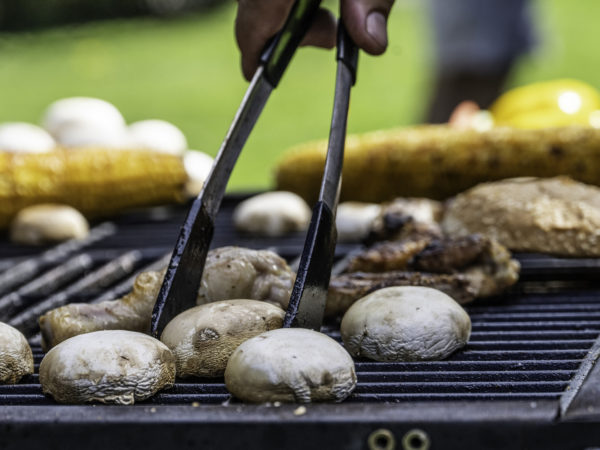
[
  {"xmin": 0, "ymin": 148, "xmax": 187, "ymax": 228},
  {"xmin": 275, "ymin": 125, "xmax": 600, "ymax": 203}
]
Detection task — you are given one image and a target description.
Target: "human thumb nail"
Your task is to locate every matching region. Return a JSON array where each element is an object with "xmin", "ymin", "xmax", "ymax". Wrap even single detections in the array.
[{"xmin": 366, "ymin": 11, "xmax": 388, "ymax": 49}]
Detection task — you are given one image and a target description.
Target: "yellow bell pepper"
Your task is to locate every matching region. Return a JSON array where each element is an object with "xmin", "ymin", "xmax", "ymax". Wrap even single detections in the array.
[{"xmin": 490, "ymin": 79, "xmax": 600, "ymax": 129}]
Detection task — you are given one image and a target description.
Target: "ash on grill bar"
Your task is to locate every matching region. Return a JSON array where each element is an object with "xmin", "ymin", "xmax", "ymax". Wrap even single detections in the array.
[{"xmin": 1, "ymin": 195, "xmax": 600, "ymax": 449}]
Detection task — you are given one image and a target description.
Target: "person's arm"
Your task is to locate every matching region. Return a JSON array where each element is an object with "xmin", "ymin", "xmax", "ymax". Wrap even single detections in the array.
[{"xmin": 235, "ymin": 0, "xmax": 395, "ymax": 80}]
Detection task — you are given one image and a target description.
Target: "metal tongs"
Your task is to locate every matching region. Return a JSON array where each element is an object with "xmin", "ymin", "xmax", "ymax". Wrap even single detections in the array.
[{"xmin": 151, "ymin": 0, "xmax": 358, "ymax": 337}]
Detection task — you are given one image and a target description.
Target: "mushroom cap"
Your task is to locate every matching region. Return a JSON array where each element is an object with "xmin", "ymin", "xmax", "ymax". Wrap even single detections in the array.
[
  {"xmin": 39, "ymin": 330, "xmax": 175, "ymax": 405},
  {"xmin": 197, "ymin": 246, "xmax": 294, "ymax": 309},
  {"xmin": 225, "ymin": 328, "xmax": 356, "ymax": 403},
  {"xmin": 128, "ymin": 119, "xmax": 187, "ymax": 155},
  {"xmin": 0, "ymin": 322, "xmax": 34, "ymax": 384},
  {"xmin": 0, "ymin": 122, "xmax": 56, "ymax": 153},
  {"xmin": 183, "ymin": 150, "xmax": 214, "ymax": 197},
  {"xmin": 10, "ymin": 204, "xmax": 89, "ymax": 245},
  {"xmin": 54, "ymin": 123, "xmax": 131, "ymax": 148},
  {"xmin": 336, "ymin": 202, "xmax": 382, "ymax": 242},
  {"xmin": 341, "ymin": 286, "xmax": 471, "ymax": 361},
  {"xmin": 233, "ymin": 191, "xmax": 311, "ymax": 237},
  {"xmin": 161, "ymin": 300, "xmax": 285, "ymax": 378},
  {"xmin": 42, "ymin": 97, "xmax": 127, "ymax": 147}
]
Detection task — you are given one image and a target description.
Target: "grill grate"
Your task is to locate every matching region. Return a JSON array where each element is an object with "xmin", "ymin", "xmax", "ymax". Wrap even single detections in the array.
[{"xmin": 0, "ymin": 195, "xmax": 599, "ymax": 406}]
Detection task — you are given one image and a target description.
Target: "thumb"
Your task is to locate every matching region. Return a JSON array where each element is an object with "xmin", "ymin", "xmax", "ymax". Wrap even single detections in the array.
[{"xmin": 341, "ymin": 0, "xmax": 395, "ymax": 55}]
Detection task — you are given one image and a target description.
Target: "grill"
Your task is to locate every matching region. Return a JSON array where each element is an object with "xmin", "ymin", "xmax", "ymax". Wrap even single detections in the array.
[{"xmin": 1, "ymin": 195, "xmax": 600, "ymax": 449}]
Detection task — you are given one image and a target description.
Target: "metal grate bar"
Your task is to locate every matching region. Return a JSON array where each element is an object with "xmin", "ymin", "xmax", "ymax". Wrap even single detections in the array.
[
  {"xmin": 8, "ymin": 251, "xmax": 143, "ymax": 335},
  {"xmin": 0, "ymin": 254, "xmax": 94, "ymax": 322},
  {"xmin": 0, "ymin": 223, "xmax": 115, "ymax": 295}
]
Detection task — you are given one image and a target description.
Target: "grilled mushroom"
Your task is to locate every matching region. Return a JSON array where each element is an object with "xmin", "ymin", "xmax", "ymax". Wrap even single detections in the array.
[
  {"xmin": 341, "ymin": 286, "xmax": 471, "ymax": 361},
  {"xmin": 0, "ymin": 322, "xmax": 34, "ymax": 384},
  {"xmin": 39, "ymin": 247, "xmax": 294, "ymax": 350},
  {"xmin": 39, "ymin": 270, "xmax": 162, "ymax": 351},
  {"xmin": 161, "ymin": 300, "xmax": 285, "ymax": 377},
  {"xmin": 10, "ymin": 204, "xmax": 89, "ymax": 245},
  {"xmin": 225, "ymin": 328, "xmax": 356, "ymax": 403},
  {"xmin": 197, "ymin": 246, "xmax": 294, "ymax": 309},
  {"xmin": 39, "ymin": 330, "xmax": 175, "ymax": 405},
  {"xmin": 233, "ymin": 191, "xmax": 311, "ymax": 237}
]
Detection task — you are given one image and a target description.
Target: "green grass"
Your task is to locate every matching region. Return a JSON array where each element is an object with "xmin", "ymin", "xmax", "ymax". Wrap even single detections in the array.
[{"xmin": 0, "ymin": 0, "xmax": 598, "ymax": 190}]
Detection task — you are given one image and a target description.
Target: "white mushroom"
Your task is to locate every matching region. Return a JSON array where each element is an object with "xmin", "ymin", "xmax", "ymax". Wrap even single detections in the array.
[
  {"xmin": 0, "ymin": 322, "xmax": 34, "ymax": 384},
  {"xmin": 39, "ymin": 330, "xmax": 175, "ymax": 405},
  {"xmin": 42, "ymin": 97, "xmax": 128, "ymax": 148},
  {"xmin": 128, "ymin": 119, "xmax": 187, "ymax": 155},
  {"xmin": 53, "ymin": 123, "xmax": 131, "ymax": 149},
  {"xmin": 10, "ymin": 204, "xmax": 89, "ymax": 245},
  {"xmin": 341, "ymin": 286, "xmax": 471, "ymax": 361},
  {"xmin": 183, "ymin": 150, "xmax": 214, "ymax": 197},
  {"xmin": 161, "ymin": 300, "xmax": 285, "ymax": 378},
  {"xmin": 233, "ymin": 191, "xmax": 311, "ymax": 237},
  {"xmin": 0, "ymin": 122, "xmax": 56, "ymax": 153},
  {"xmin": 197, "ymin": 246, "xmax": 294, "ymax": 309},
  {"xmin": 225, "ymin": 328, "xmax": 356, "ymax": 403},
  {"xmin": 336, "ymin": 202, "xmax": 381, "ymax": 241}
]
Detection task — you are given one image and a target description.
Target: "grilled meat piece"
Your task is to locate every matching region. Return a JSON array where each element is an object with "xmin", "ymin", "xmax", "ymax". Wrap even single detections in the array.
[
  {"xmin": 346, "ymin": 234, "xmax": 516, "ymax": 276},
  {"xmin": 39, "ymin": 246, "xmax": 295, "ymax": 350},
  {"xmin": 464, "ymin": 239, "xmax": 521, "ymax": 297},
  {"xmin": 330, "ymin": 235, "xmax": 520, "ymax": 316},
  {"xmin": 327, "ymin": 271, "xmax": 477, "ymax": 317},
  {"xmin": 412, "ymin": 235, "xmax": 489, "ymax": 273},
  {"xmin": 346, "ymin": 239, "xmax": 431, "ymax": 272}
]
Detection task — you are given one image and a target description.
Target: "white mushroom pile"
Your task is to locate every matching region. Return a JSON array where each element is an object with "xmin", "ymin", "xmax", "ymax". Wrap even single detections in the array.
[{"xmin": 0, "ymin": 96, "xmax": 213, "ymax": 190}]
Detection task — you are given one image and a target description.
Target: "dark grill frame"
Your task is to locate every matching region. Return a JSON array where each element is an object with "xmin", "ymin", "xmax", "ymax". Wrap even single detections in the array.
[{"xmin": 2, "ymin": 195, "xmax": 600, "ymax": 449}]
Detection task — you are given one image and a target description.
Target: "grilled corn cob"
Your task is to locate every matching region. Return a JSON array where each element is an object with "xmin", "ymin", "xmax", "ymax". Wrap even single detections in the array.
[
  {"xmin": 0, "ymin": 148, "xmax": 187, "ymax": 228},
  {"xmin": 275, "ymin": 125, "xmax": 600, "ymax": 202}
]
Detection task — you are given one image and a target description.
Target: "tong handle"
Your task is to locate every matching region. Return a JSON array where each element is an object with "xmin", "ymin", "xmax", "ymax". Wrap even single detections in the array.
[
  {"xmin": 337, "ymin": 22, "xmax": 359, "ymax": 85},
  {"xmin": 283, "ymin": 201, "xmax": 336, "ymax": 329},
  {"xmin": 283, "ymin": 18, "xmax": 359, "ymax": 330},
  {"xmin": 260, "ymin": 0, "xmax": 321, "ymax": 87}
]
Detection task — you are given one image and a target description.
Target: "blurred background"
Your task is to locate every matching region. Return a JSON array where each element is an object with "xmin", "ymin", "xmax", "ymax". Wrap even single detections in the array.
[{"xmin": 0, "ymin": 0, "xmax": 598, "ymax": 190}]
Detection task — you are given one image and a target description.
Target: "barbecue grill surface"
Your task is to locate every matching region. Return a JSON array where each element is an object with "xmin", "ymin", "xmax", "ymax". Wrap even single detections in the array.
[{"xmin": 1, "ymin": 195, "xmax": 600, "ymax": 449}]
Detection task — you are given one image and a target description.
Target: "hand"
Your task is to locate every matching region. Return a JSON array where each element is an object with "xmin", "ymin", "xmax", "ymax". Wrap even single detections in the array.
[{"xmin": 235, "ymin": 0, "xmax": 395, "ymax": 80}]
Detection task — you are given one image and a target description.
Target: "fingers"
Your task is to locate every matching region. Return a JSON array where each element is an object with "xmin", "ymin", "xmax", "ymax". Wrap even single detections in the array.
[
  {"xmin": 236, "ymin": 0, "xmax": 294, "ymax": 81},
  {"xmin": 300, "ymin": 9, "xmax": 337, "ymax": 50},
  {"xmin": 341, "ymin": 0, "xmax": 395, "ymax": 55},
  {"xmin": 235, "ymin": 0, "xmax": 395, "ymax": 81},
  {"xmin": 236, "ymin": 0, "xmax": 336, "ymax": 81}
]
